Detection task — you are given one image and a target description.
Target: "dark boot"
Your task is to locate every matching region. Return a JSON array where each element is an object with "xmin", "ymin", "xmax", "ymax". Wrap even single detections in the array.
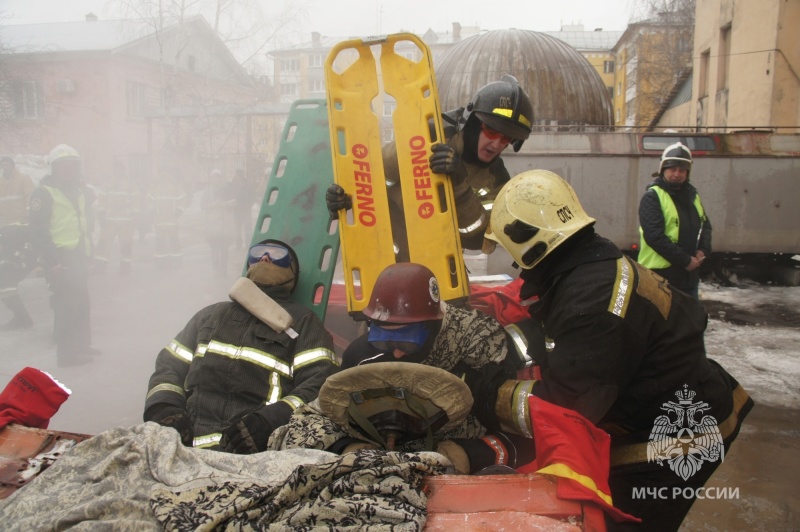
[{"xmin": 1, "ymin": 293, "xmax": 33, "ymax": 330}]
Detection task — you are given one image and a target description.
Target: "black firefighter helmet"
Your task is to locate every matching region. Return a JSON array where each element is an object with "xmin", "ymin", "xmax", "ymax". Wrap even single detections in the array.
[{"xmin": 463, "ymin": 74, "xmax": 534, "ymax": 152}]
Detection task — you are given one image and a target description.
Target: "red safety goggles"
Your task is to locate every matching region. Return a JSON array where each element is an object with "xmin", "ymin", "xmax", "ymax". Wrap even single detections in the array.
[{"xmin": 481, "ymin": 122, "xmax": 513, "ymax": 144}]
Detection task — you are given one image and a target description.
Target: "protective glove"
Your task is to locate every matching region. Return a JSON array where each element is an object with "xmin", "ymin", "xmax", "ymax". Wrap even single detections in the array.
[
  {"xmin": 148, "ymin": 405, "xmax": 194, "ymax": 447},
  {"xmin": 325, "ymin": 184, "xmax": 352, "ymax": 220},
  {"xmin": 436, "ymin": 440, "xmax": 470, "ymax": 474},
  {"xmin": 460, "ymin": 363, "xmax": 512, "ymax": 432},
  {"xmin": 220, "ymin": 412, "xmax": 272, "ymax": 454},
  {"xmin": 429, "ymin": 143, "xmax": 468, "ymax": 183}
]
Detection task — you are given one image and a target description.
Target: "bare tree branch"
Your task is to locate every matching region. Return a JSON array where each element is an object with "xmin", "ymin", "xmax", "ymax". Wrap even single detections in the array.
[{"xmin": 627, "ymin": 0, "xmax": 695, "ymax": 126}]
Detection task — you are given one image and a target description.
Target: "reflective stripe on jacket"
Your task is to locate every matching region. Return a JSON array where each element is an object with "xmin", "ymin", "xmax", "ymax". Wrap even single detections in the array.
[{"xmin": 144, "ymin": 289, "xmax": 337, "ymax": 451}]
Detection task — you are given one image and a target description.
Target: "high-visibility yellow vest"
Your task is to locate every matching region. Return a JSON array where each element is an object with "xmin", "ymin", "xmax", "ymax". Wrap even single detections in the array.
[
  {"xmin": 638, "ymin": 187, "xmax": 706, "ymax": 269},
  {"xmin": 42, "ymin": 185, "xmax": 89, "ymax": 253}
]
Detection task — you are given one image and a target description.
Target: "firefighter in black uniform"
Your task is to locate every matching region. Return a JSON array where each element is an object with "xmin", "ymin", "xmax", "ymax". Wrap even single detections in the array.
[
  {"xmin": 144, "ymin": 240, "xmax": 338, "ymax": 454},
  {"xmin": 326, "ymin": 75, "xmax": 534, "ymax": 260},
  {"xmin": 0, "ymin": 156, "xmax": 35, "ymax": 330},
  {"xmin": 480, "ymin": 169, "xmax": 752, "ymax": 531},
  {"xmin": 269, "ymin": 262, "xmax": 536, "ymax": 474}
]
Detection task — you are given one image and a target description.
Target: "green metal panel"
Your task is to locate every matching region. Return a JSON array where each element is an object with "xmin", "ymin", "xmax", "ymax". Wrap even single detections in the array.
[{"xmin": 246, "ymin": 99, "xmax": 339, "ymax": 322}]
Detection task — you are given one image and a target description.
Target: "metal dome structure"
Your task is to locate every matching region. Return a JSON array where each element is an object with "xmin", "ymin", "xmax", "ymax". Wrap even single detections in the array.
[{"xmin": 435, "ymin": 29, "xmax": 613, "ymax": 128}]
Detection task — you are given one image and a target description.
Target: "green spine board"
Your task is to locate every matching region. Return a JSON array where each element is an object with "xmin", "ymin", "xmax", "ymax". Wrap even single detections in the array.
[{"xmin": 246, "ymin": 99, "xmax": 339, "ymax": 322}]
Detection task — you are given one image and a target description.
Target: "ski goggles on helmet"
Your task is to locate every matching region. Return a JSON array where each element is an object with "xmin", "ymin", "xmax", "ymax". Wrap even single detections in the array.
[
  {"xmin": 247, "ymin": 242, "xmax": 292, "ymax": 268},
  {"xmin": 481, "ymin": 122, "xmax": 513, "ymax": 144},
  {"xmin": 367, "ymin": 321, "xmax": 430, "ymax": 354}
]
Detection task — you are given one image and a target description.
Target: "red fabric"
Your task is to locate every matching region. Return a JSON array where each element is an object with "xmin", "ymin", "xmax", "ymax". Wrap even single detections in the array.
[
  {"xmin": 468, "ymin": 277, "xmax": 529, "ymax": 326},
  {"xmin": 517, "ymin": 396, "xmax": 641, "ymax": 524},
  {"xmin": 0, "ymin": 367, "xmax": 71, "ymax": 429},
  {"xmin": 319, "ymin": 282, "xmax": 347, "ymax": 306}
]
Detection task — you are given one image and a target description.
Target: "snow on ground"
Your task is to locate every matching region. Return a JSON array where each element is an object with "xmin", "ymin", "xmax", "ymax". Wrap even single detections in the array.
[{"xmin": 700, "ymin": 281, "xmax": 800, "ymax": 409}]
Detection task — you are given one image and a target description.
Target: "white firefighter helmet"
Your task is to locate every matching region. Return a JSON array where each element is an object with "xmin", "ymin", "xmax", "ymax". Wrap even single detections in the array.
[
  {"xmin": 48, "ymin": 144, "xmax": 81, "ymax": 166},
  {"xmin": 485, "ymin": 169, "xmax": 595, "ymax": 269},
  {"xmin": 657, "ymin": 142, "xmax": 692, "ymax": 177}
]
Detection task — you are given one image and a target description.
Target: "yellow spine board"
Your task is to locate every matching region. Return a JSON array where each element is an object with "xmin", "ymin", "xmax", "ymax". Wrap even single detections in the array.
[
  {"xmin": 380, "ymin": 34, "xmax": 467, "ymax": 300},
  {"xmin": 326, "ymin": 39, "xmax": 396, "ymax": 313},
  {"xmin": 325, "ymin": 33, "xmax": 468, "ymax": 314}
]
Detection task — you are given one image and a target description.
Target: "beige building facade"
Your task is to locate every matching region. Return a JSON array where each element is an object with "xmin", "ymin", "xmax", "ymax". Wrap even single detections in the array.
[
  {"xmin": 612, "ymin": 18, "xmax": 693, "ymax": 130},
  {"xmin": 691, "ymin": 0, "xmax": 800, "ymax": 132}
]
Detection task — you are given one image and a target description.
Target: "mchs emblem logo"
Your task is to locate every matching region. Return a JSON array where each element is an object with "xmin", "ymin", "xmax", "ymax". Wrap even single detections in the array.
[{"xmin": 647, "ymin": 385, "xmax": 724, "ymax": 481}]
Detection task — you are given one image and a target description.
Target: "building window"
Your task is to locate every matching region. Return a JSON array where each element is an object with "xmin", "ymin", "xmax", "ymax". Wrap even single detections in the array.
[
  {"xmin": 643, "ymin": 136, "xmax": 717, "ymax": 152},
  {"xmin": 603, "ymin": 60, "xmax": 615, "ymax": 74},
  {"xmin": 280, "ymin": 83, "xmax": 297, "ymax": 96},
  {"xmin": 699, "ymin": 49, "xmax": 710, "ymax": 97},
  {"xmin": 626, "ymin": 104, "xmax": 635, "ymax": 121},
  {"xmin": 126, "ymin": 80, "xmax": 146, "ymax": 117},
  {"xmin": 718, "ymin": 25, "xmax": 731, "ymax": 90},
  {"xmin": 281, "ymin": 58, "xmax": 299, "ymax": 71},
  {"xmin": 11, "ymin": 80, "xmax": 42, "ymax": 119},
  {"xmin": 309, "ymin": 54, "xmax": 324, "ymax": 68},
  {"xmin": 308, "ymin": 79, "xmax": 325, "ymax": 93},
  {"xmin": 383, "ymin": 101, "xmax": 396, "ymax": 116}
]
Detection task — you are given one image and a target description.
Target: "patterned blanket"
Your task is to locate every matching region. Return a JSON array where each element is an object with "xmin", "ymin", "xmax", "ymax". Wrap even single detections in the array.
[{"xmin": 0, "ymin": 422, "xmax": 449, "ymax": 531}]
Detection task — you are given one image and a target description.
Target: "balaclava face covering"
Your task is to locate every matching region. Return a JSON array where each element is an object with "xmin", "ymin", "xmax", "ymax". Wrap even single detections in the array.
[
  {"xmin": 461, "ymin": 115, "xmax": 494, "ymax": 167},
  {"xmin": 245, "ymin": 262, "xmax": 297, "ymax": 292}
]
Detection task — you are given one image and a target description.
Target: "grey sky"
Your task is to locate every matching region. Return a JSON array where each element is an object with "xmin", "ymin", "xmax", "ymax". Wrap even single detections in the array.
[{"xmin": 1, "ymin": 0, "xmax": 635, "ymax": 42}]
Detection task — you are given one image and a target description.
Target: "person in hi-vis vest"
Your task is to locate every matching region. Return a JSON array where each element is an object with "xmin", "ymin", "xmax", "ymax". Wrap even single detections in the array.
[
  {"xmin": 29, "ymin": 145, "xmax": 101, "ymax": 366},
  {"xmin": 638, "ymin": 142, "xmax": 711, "ymax": 299}
]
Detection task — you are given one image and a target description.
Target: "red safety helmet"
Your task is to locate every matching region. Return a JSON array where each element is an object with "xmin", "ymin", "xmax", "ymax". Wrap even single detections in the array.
[{"xmin": 362, "ymin": 263, "xmax": 444, "ymax": 323}]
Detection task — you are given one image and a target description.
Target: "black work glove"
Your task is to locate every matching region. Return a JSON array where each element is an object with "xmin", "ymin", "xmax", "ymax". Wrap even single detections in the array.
[
  {"xmin": 147, "ymin": 405, "xmax": 194, "ymax": 447},
  {"xmin": 325, "ymin": 184, "xmax": 352, "ymax": 220},
  {"xmin": 220, "ymin": 412, "xmax": 272, "ymax": 454},
  {"xmin": 460, "ymin": 363, "xmax": 512, "ymax": 433},
  {"xmin": 429, "ymin": 143, "xmax": 468, "ymax": 183}
]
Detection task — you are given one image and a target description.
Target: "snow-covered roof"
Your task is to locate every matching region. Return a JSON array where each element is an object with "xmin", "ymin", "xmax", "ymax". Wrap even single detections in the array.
[
  {"xmin": 1, "ymin": 16, "xmax": 253, "ymax": 85},
  {"xmin": 0, "ymin": 19, "xmax": 155, "ymax": 53}
]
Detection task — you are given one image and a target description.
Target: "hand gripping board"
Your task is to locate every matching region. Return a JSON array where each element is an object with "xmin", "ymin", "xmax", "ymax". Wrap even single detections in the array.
[
  {"xmin": 247, "ymin": 99, "xmax": 340, "ymax": 322},
  {"xmin": 325, "ymin": 33, "xmax": 468, "ymax": 315}
]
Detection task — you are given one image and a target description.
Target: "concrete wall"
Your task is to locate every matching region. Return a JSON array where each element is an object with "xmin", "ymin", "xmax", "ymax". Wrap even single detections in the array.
[{"xmin": 503, "ymin": 131, "xmax": 800, "ymax": 255}]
